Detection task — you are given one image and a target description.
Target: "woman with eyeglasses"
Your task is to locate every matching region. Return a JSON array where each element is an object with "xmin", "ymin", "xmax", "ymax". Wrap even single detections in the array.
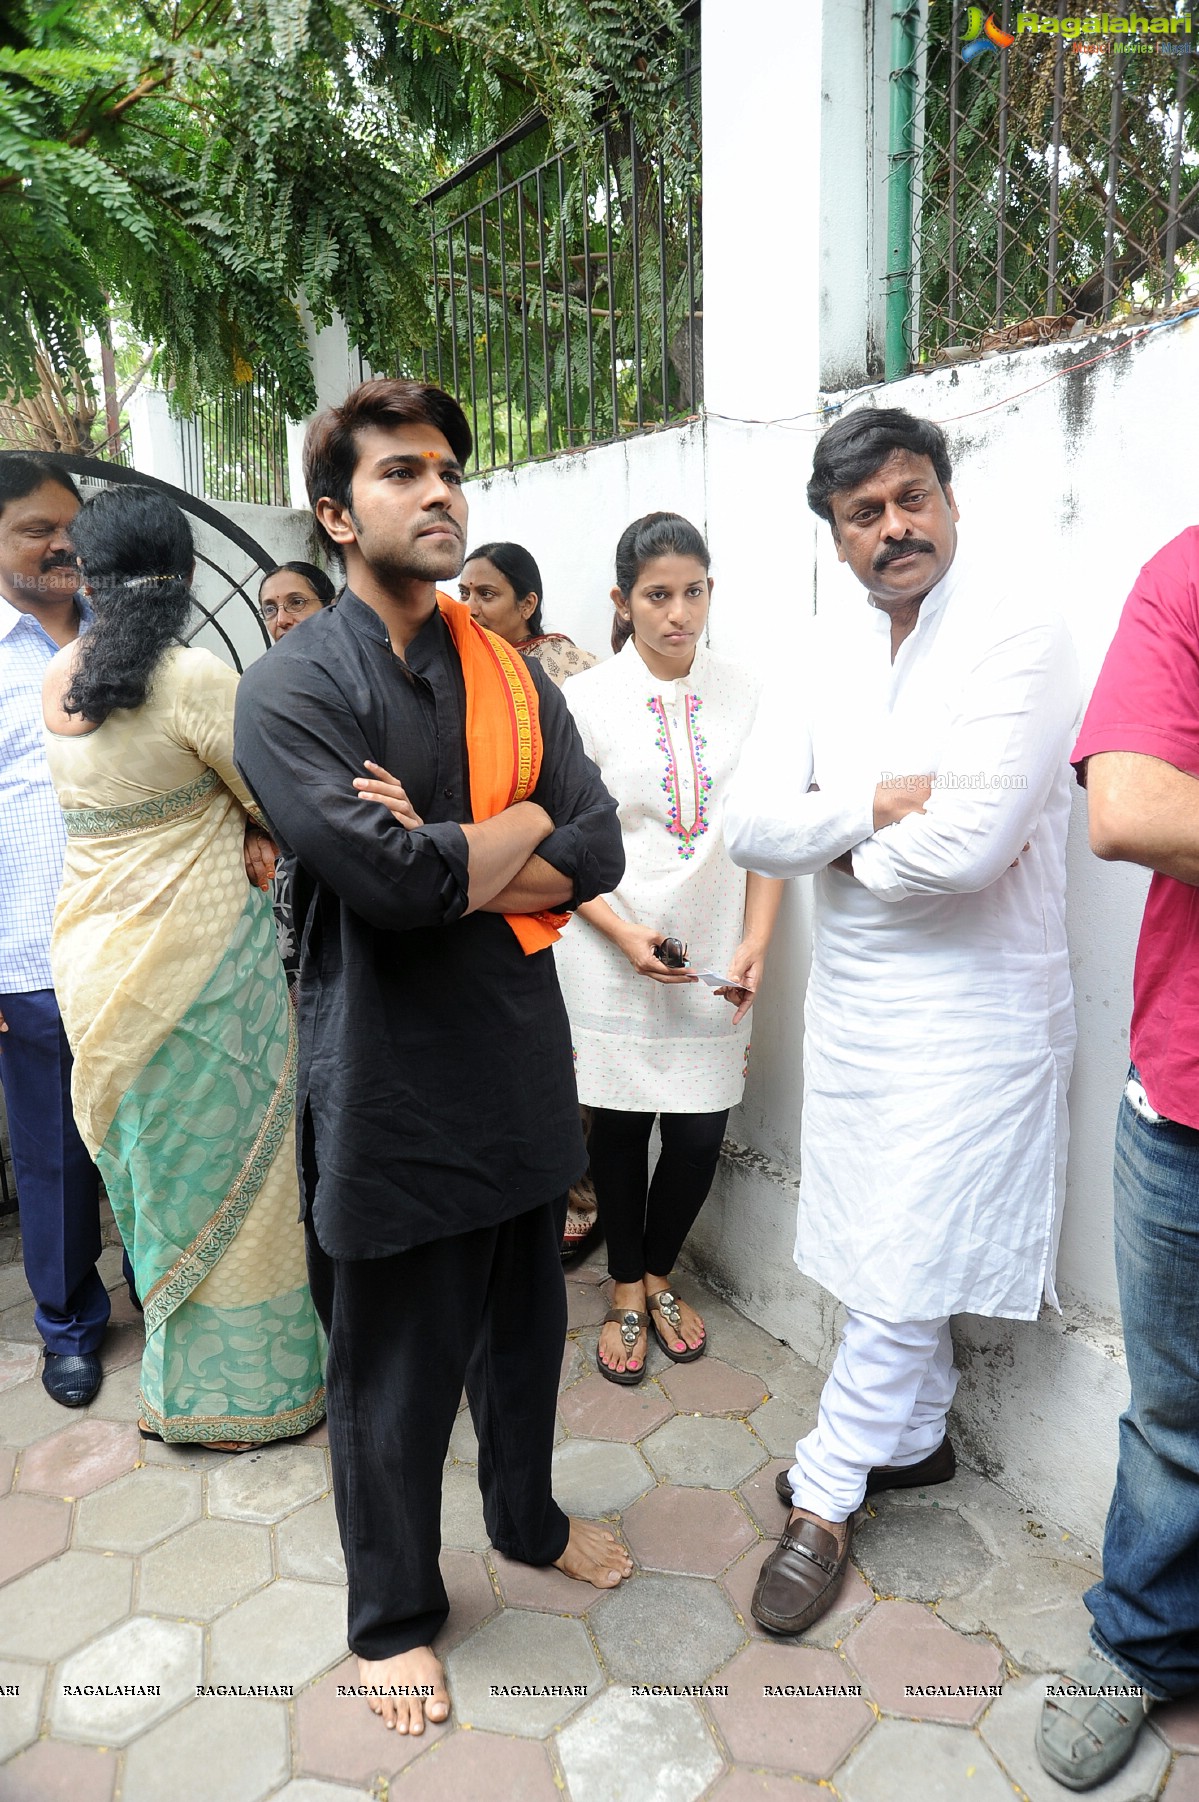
[
  {"xmin": 259, "ymin": 561, "xmax": 337, "ymax": 642},
  {"xmin": 553, "ymin": 512, "xmax": 784, "ymax": 1383}
]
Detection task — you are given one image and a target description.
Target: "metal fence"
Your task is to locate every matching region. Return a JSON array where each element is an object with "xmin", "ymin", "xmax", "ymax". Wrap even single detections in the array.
[
  {"xmin": 889, "ymin": 1, "xmax": 1199, "ymax": 376},
  {"xmin": 420, "ymin": 37, "xmax": 702, "ymax": 473},
  {"xmin": 178, "ymin": 383, "xmax": 291, "ymax": 507}
]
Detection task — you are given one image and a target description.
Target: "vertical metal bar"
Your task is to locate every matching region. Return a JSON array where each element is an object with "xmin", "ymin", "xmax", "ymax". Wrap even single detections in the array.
[
  {"xmin": 946, "ymin": 5, "xmax": 960, "ymax": 341},
  {"xmin": 430, "ymin": 214, "xmax": 445, "ymax": 388},
  {"xmin": 557, "ymin": 154, "xmax": 576, "ymax": 447},
  {"xmin": 602, "ymin": 122, "xmax": 619, "ymax": 437},
  {"xmin": 1046, "ymin": 0, "xmax": 1066, "ymax": 314},
  {"xmin": 496, "ymin": 153, "xmax": 514, "ymax": 465},
  {"xmin": 446, "ymin": 227, "xmax": 461, "ymax": 403},
  {"xmin": 885, "ymin": 1, "xmax": 918, "ymax": 379},
  {"xmin": 462, "ymin": 215, "xmax": 481, "ymax": 463},
  {"xmin": 479, "ymin": 201, "xmax": 497, "ymax": 470},
  {"xmin": 580, "ymin": 148, "xmax": 598, "ymax": 445},
  {"xmin": 1164, "ymin": 50, "xmax": 1192, "ymax": 303},
  {"xmin": 685, "ymin": 100, "xmax": 699, "ymax": 410},
  {"xmin": 658, "ymin": 148, "xmax": 670, "ymax": 420},
  {"xmin": 516, "ymin": 178, "xmax": 535, "ymax": 462},
  {"xmin": 536, "ymin": 166, "xmax": 554, "ymax": 453},
  {"xmin": 995, "ymin": 0, "xmax": 1010, "ymax": 315},
  {"xmin": 1101, "ymin": 57, "xmax": 1122, "ymax": 317},
  {"xmin": 628, "ymin": 119, "xmax": 644, "ymax": 428}
]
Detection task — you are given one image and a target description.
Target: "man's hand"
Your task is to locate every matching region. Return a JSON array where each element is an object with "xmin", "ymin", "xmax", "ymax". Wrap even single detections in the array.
[
  {"xmin": 614, "ymin": 922, "xmax": 698, "ymax": 984},
  {"xmin": 873, "ymin": 773, "xmax": 933, "ymax": 831},
  {"xmin": 243, "ymin": 824, "xmax": 278, "ymax": 890},
  {"xmin": 353, "ymin": 760, "xmax": 424, "ymax": 829}
]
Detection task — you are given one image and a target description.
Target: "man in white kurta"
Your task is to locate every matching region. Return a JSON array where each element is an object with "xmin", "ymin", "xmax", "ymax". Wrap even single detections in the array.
[{"xmin": 724, "ymin": 407, "xmax": 1079, "ymax": 1636}]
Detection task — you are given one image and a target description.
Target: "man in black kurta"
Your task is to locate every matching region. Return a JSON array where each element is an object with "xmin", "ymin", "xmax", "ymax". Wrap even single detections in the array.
[{"xmin": 234, "ymin": 379, "xmax": 630, "ymax": 1733}]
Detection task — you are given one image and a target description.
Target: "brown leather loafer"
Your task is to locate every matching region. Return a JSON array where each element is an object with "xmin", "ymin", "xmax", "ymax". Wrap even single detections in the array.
[
  {"xmin": 751, "ymin": 1512, "xmax": 852, "ymax": 1635},
  {"xmin": 774, "ymin": 1434, "xmax": 956, "ymax": 1507}
]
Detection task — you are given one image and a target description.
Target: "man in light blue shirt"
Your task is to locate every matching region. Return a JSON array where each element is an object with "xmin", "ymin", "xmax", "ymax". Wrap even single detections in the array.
[{"xmin": 0, "ymin": 453, "xmax": 110, "ymax": 1407}]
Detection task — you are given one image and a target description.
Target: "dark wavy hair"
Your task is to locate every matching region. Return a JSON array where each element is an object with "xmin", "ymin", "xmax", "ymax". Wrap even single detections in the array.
[
  {"xmin": 63, "ymin": 487, "xmax": 195, "ymax": 725},
  {"xmin": 611, "ymin": 511, "xmax": 710, "ymax": 653},
  {"xmin": 807, "ymin": 408, "xmax": 953, "ymax": 526},
  {"xmin": 257, "ymin": 560, "xmax": 337, "ymax": 606},
  {"xmin": 462, "ymin": 541, "xmax": 544, "ymax": 636},
  {"xmin": 0, "ymin": 452, "xmax": 80, "ymax": 519},
  {"xmin": 303, "ymin": 378, "xmax": 473, "ymax": 559}
]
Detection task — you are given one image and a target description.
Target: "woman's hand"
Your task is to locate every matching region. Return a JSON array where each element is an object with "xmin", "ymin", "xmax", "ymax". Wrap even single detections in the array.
[
  {"xmin": 353, "ymin": 760, "xmax": 424, "ymax": 829},
  {"xmin": 243, "ymin": 824, "xmax": 278, "ymax": 891},
  {"xmin": 715, "ymin": 939, "xmax": 767, "ymax": 1025},
  {"xmin": 614, "ymin": 922, "xmax": 698, "ymax": 984}
]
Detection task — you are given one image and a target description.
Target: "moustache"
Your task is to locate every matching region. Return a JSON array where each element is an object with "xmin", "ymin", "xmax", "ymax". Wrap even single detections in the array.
[
  {"xmin": 874, "ymin": 540, "xmax": 935, "ymax": 570},
  {"xmin": 40, "ymin": 555, "xmax": 76, "ymax": 573}
]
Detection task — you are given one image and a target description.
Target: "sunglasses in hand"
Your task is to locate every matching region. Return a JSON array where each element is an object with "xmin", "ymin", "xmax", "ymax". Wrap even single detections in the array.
[{"xmin": 653, "ymin": 936, "xmax": 689, "ymax": 970}]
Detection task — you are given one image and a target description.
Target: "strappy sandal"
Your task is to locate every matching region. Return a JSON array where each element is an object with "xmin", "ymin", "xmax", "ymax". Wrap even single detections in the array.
[
  {"xmin": 647, "ymin": 1287, "xmax": 706, "ymax": 1363},
  {"xmin": 597, "ymin": 1309, "xmax": 649, "ymax": 1386}
]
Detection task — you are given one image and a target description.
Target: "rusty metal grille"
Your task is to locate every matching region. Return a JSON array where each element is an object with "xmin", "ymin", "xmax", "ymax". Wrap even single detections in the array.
[
  {"xmin": 421, "ymin": 33, "xmax": 701, "ymax": 474},
  {"xmin": 892, "ymin": 2, "xmax": 1199, "ymax": 371}
]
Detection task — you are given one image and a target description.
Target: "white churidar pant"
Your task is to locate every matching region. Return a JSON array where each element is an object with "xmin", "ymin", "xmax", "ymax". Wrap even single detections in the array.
[{"xmin": 786, "ymin": 1313, "xmax": 958, "ymax": 1523}]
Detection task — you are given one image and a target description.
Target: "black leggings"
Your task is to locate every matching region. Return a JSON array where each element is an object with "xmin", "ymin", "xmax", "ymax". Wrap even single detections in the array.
[{"xmin": 587, "ymin": 1107, "xmax": 730, "ymax": 1283}]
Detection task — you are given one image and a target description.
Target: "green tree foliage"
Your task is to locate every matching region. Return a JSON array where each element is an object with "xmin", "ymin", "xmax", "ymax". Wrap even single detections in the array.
[{"xmin": 1, "ymin": 0, "xmax": 688, "ymax": 420}]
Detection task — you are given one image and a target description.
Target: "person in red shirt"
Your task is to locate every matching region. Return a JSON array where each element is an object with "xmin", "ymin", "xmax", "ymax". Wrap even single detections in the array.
[{"xmin": 1037, "ymin": 527, "xmax": 1199, "ymax": 1792}]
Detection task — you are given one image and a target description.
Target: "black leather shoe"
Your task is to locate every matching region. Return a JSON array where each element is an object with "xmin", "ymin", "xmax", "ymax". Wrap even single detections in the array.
[
  {"xmin": 42, "ymin": 1351, "xmax": 102, "ymax": 1408},
  {"xmin": 775, "ymin": 1434, "xmax": 956, "ymax": 1507}
]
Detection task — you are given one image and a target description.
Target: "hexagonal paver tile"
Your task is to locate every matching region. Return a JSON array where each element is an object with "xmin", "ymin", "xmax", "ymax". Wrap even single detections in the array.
[
  {"xmin": 0, "ymin": 1656, "xmax": 45, "ymax": 1761},
  {"xmin": 74, "ymin": 1465, "xmax": 201, "ymax": 1553},
  {"xmin": 275, "ymin": 1496, "xmax": 345, "ymax": 1583},
  {"xmin": 709, "ymin": 1641, "xmax": 873, "ymax": 1776},
  {"xmin": 96, "ymin": 1322, "xmax": 145, "ymax": 1373},
  {"xmin": 682, "ymin": 1292, "xmax": 800, "ymax": 1385},
  {"xmin": 434, "ymin": 1548, "xmax": 499, "ymax": 1653},
  {"xmin": 721, "ymin": 1542, "xmax": 874, "ymax": 1648},
  {"xmin": 121, "ymin": 1696, "xmax": 289, "ymax": 1802},
  {"xmin": 852, "ymin": 1499, "xmax": 989, "ymax": 1602},
  {"xmin": 556, "ymin": 1373, "xmax": 674, "ymax": 1443},
  {"xmin": 657, "ymin": 1358, "xmax": 767, "ymax": 1416},
  {"xmin": 271, "ymin": 1783, "xmax": 377, "ymax": 1802},
  {"xmin": 488, "ymin": 1544, "xmax": 623, "ymax": 1617},
  {"xmin": 623, "ymin": 1484, "xmax": 757, "ymax": 1576},
  {"xmin": 17, "ymin": 1419, "xmax": 139, "ymax": 1498},
  {"xmin": 0, "ymin": 1739, "xmax": 118, "ymax": 1802},
  {"xmin": 447, "ymin": 1409, "xmax": 478, "ymax": 1463},
  {"xmin": 560, "ymin": 1340, "xmax": 583, "ymax": 1391},
  {"xmin": 705, "ymin": 1775, "xmax": 825, "ymax": 1802},
  {"xmin": 641, "ymin": 1416, "xmax": 765, "ymax": 1489},
  {"xmin": 737, "ymin": 1459, "xmax": 793, "ymax": 1535},
  {"xmin": 51, "ymin": 1617, "xmax": 202, "ymax": 1745},
  {"xmin": 550, "ymin": 1438, "xmax": 652, "ymax": 1515},
  {"xmin": 294, "ymin": 1654, "xmax": 451, "ymax": 1787},
  {"xmin": 566, "ymin": 1281, "xmax": 609, "ymax": 1329},
  {"xmin": 391, "ymin": 1729, "xmax": 560, "ymax": 1799},
  {"xmin": 0, "ymin": 1339, "xmax": 39, "ymax": 1393},
  {"xmin": 842, "ymin": 1600, "xmax": 1003, "ymax": 1723},
  {"xmin": 748, "ymin": 1395, "xmax": 812, "ymax": 1458},
  {"xmin": 1157, "ymin": 1695, "xmax": 1199, "ymax": 1754},
  {"xmin": 0, "ymin": 1550, "xmax": 132, "ymax": 1660},
  {"xmin": 209, "ymin": 1578, "xmax": 346, "ymax": 1691},
  {"xmin": 979, "ymin": 1673, "xmax": 1170, "ymax": 1802},
  {"xmin": 0, "ymin": 1443, "xmax": 15, "ymax": 1493},
  {"xmin": 590, "ymin": 1573, "xmax": 744, "ymax": 1686},
  {"xmin": 440, "ymin": 1463, "xmax": 489, "ymax": 1551},
  {"xmin": 838, "ymin": 1716, "xmax": 1013, "ymax": 1802},
  {"xmin": 0, "ymin": 1490, "xmax": 70, "ymax": 1581},
  {"xmin": 138, "ymin": 1518, "xmax": 272, "ymax": 1619},
  {"xmin": 445, "ymin": 1609, "xmax": 599, "ymax": 1735},
  {"xmin": 556, "ymin": 1687, "xmax": 724, "ymax": 1802},
  {"xmin": 1164, "ymin": 1759, "xmax": 1199, "ymax": 1801},
  {"xmin": 0, "ymin": 1263, "xmax": 31, "ymax": 1311},
  {"xmin": 206, "ymin": 1444, "xmax": 328, "ymax": 1523}
]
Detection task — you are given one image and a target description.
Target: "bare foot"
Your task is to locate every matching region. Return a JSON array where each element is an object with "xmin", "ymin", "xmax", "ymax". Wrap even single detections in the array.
[
  {"xmin": 356, "ymin": 1646, "xmax": 450, "ymax": 1733},
  {"xmin": 553, "ymin": 1516, "xmax": 634, "ymax": 1588},
  {"xmin": 598, "ymin": 1279, "xmax": 647, "ymax": 1375},
  {"xmin": 645, "ymin": 1276, "xmax": 705, "ymax": 1353}
]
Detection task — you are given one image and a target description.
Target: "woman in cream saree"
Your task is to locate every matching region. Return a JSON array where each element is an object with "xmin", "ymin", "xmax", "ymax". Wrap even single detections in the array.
[{"xmin": 42, "ymin": 488, "xmax": 325, "ymax": 1446}]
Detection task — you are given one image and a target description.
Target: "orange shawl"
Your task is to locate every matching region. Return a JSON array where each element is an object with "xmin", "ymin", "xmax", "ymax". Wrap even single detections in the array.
[{"xmin": 437, "ymin": 594, "xmax": 568, "ymax": 954}]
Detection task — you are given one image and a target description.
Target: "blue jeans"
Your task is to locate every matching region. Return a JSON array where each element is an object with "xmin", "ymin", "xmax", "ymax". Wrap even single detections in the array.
[{"xmin": 1086, "ymin": 1077, "xmax": 1199, "ymax": 1699}]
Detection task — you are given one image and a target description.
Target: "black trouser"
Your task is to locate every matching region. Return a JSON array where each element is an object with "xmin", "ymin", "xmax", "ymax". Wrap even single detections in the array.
[
  {"xmin": 305, "ymin": 1198, "xmax": 570, "ymax": 1659},
  {"xmin": 587, "ymin": 1107, "xmax": 730, "ymax": 1284}
]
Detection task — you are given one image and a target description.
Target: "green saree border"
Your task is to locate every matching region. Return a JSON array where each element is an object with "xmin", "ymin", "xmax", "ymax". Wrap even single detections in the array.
[
  {"xmin": 64, "ymin": 767, "xmax": 221, "ymax": 839},
  {"xmin": 141, "ymin": 997, "xmax": 298, "ymax": 1337},
  {"xmin": 138, "ymin": 1385, "xmax": 326, "ymax": 1446}
]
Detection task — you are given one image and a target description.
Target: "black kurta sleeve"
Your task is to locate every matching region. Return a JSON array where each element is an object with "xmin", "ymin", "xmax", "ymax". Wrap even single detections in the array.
[
  {"xmin": 234, "ymin": 653, "xmax": 470, "ymax": 935},
  {"xmin": 525, "ymin": 661, "xmax": 625, "ymax": 905}
]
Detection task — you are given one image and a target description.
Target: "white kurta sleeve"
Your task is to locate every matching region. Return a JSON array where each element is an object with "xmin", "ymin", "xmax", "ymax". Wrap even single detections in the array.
[
  {"xmin": 850, "ymin": 614, "xmax": 1080, "ymax": 901},
  {"xmin": 724, "ymin": 677, "xmax": 876, "ymax": 878}
]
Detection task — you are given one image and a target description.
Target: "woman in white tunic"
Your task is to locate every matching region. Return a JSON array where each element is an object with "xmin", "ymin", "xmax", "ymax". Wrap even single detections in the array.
[{"xmin": 555, "ymin": 513, "xmax": 782, "ymax": 1383}]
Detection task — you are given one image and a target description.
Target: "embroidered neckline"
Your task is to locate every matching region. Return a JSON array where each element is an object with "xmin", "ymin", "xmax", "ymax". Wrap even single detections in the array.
[{"xmin": 648, "ymin": 692, "xmax": 712, "ymax": 860}]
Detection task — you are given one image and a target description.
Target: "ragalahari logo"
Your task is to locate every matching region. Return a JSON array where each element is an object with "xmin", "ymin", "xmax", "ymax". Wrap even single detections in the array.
[{"xmin": 961, "ymin": 7, "xmax": 1017, "ymax": 58}]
